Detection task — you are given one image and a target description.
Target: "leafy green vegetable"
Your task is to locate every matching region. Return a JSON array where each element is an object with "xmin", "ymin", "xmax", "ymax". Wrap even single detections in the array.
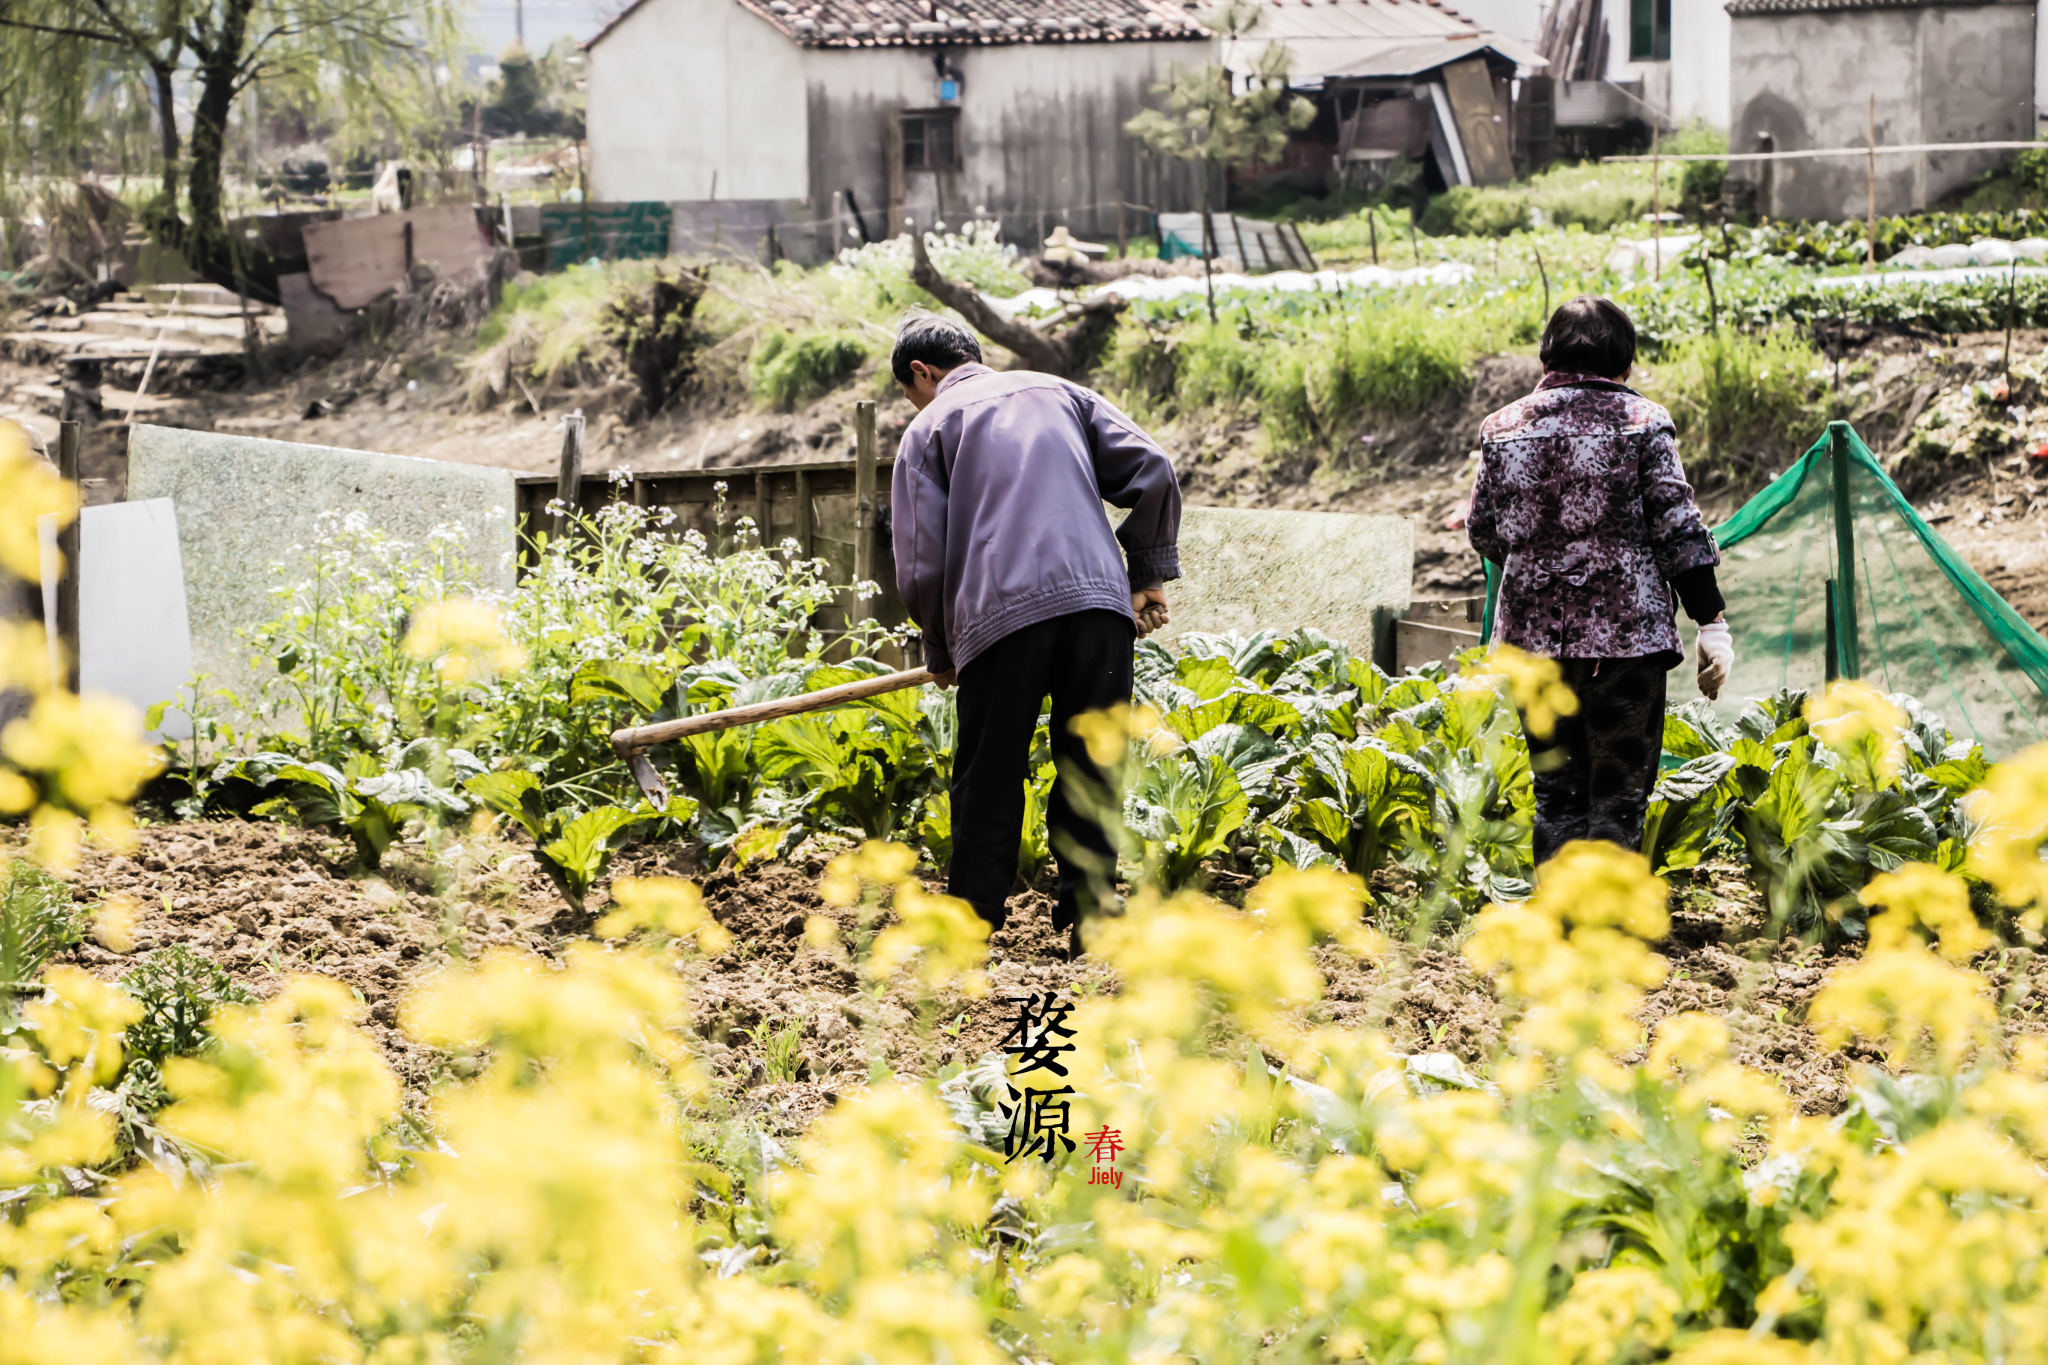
[
  {"xmin": 0, "ymin": 861, "xmax": 81, "ymax": 997},
  {"xmin": 120, "ymin": 944, "xmax": 253, "ymax": 1068},
  {"xmin": 464, "ymin": 769, "xmax": 695, "ymax": 907}
]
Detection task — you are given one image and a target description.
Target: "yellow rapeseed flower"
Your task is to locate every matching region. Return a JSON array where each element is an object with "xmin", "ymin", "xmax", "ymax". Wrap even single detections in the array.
[
  {"xmin": 161, "ymin": 977, "xmax": 401, "ymax": 1186},
  {"xmin": 403, "ymin": 598, "xmax": 527, "ymax": 683},
  {"xmin": 1069, "ymin": 702, "xmax": 1170, "ymax": 767},
  {"xmin": 1647, "ymin": 1011, "xmax": 1730, "ymax": 1080},
  {"xmin": 1809, "ymin": 942, "xmax": 1994, "ymax": 1072},
  {"xmin": 1539, "ymin": 1265, "xmax": 1680, "ymax": 1365},
  {"xmin": 820, "ymin": 839, "xmax": 919, "ymax": 907},
  {"xmin": 597, "ymin": 876, "xmax": 733, "ymax": 955},
  {"xmin": 1967, "ymin": 741, "xmax": 2048, "ymax": 921},
  {"xmin": 0, "ymin": 620, "xmax": 54, "ymax": 697},
  {"xmin": 1668, "ymin": 1330, "xmax": 1817, "ymax": 1365},
  {"xmin": 1244, "ymin": 864, "xmax": 1385, "ymax": 959},
  {"xmin": 866, "ymin": 883, "xmax": 990, "ymax": 994},
  {"xmin": 1467, "ymin": 643, "xmax": 1579, "ymax": 741},
  {"xmin": 89, "ymin": 895, "xmax": 138, "ymax": 954},
  {"xmin": 26, "ymin": 967, "xmax": 141, "ymax": 1085},
  {"xmin": 1532, "ymin": 839, "xmax": 1670, "ymax": 939},
  {"xmin": 1860, "ymin": 863, "xmax": 1993, "ymax": 963},
  {"xmin": 1806, "ymin": 679, "xmax": 1908, "ymax": 779},
  {"xmin": 0, "ymin": 422, "xmax": 72, "ymax": 584},
  {"xmin": 1, "ymin": 691, "xmax": 161, "ymax": 814}
]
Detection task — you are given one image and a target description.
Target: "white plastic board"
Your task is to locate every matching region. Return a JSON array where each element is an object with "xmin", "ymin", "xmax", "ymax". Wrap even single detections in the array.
[{"xmin": 39, "ymin": 499, "xmax": 198, "ymax": 743}]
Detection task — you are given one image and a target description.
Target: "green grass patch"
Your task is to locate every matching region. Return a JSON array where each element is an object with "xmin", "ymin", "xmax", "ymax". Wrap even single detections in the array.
[
  {"xmin": 1104, "ymin": 288, "xmax": 1531, "ymax": 453},
  {"xmin": 1634, "ymin": 326, "xmax": 1827, "ymax": 476},
  {"xmin": 747, "ymin": 326, "xmax": 872, "ymax": 410}
]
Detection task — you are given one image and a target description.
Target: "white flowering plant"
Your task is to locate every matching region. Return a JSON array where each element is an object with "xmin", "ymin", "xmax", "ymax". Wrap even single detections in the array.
[{"xmin": 828, "ymin": 216, "xmax": 1030, "ymax": 315}]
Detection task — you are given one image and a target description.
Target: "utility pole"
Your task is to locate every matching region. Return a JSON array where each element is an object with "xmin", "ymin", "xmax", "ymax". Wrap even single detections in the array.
[{"xmin": 515, "ymin": 0, "xmax": 525, "ymax": 46}]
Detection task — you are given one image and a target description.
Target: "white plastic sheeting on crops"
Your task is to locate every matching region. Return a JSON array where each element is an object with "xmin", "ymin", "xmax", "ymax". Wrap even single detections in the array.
[
  {"xmin": 985, "ymin": 261, "xmax": 1477, "ymax": 319},
  {"xmin": 1883, "ymin": 238, "xmax": 2048, "ymax": 269},
  {"xmin": 1814, "ymin": 265, "xmax": 2048, "ymax": 291},
  {"xmin": 1605, "ymin": 235, "xmax": 1701, "ymax": 279}
]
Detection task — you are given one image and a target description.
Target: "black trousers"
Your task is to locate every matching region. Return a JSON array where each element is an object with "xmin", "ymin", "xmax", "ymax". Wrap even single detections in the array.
[
  {"xmin": 1526, "ymin": 656, "xmax": 1668, "ymax": 865},
  {"xmin": 950, "ymin": 609, "xmax": 1134, "ymax": 931}
]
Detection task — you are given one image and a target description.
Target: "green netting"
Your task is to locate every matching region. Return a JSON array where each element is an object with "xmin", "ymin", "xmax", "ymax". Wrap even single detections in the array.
[{"xmin": 1480, "ymin": 420, "xmax": 2048, "ymax": 757}]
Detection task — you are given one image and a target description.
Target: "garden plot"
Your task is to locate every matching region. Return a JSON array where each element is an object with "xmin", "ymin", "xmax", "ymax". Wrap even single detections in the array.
[
  {"xmin": 20, "ymin": 404, "xmax": 2048, "ymax": 1362},
  {"xmin": 43, "ymin": 817, "xmax": 1878, "ymax": 1128}
]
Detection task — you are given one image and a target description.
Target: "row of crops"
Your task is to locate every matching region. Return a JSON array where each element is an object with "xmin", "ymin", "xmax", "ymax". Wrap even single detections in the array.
[
  {"xmin": 150, "ymin": 499, "xmax": 1991, "ymax": 953},
  {"xmin": 10, "ymin": 438, "xmax": 2048, "ymax": 1362}
]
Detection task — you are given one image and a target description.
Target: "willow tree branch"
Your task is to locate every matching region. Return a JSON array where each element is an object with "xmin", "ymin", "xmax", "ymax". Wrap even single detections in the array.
[{"xmin": 0, "ymin": 15, "xmax": 124, "ymax": 42}]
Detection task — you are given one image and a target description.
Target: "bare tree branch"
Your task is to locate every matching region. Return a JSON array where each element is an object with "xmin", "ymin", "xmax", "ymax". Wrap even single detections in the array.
[{"xmin": 908, "ymin": 227, "xmax": 1123, "ymax": 379}]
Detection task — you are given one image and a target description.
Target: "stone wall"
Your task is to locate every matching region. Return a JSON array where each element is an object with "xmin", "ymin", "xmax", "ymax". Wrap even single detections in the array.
[{"xmin": 1729, "ymin": 1, "xmax": 2035, "ymax": 221}]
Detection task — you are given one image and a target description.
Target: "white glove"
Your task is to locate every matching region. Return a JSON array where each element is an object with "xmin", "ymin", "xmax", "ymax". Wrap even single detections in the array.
[{"xmin": 1696, "ymin": 619, "xmax": 1733, "ymax": 700}]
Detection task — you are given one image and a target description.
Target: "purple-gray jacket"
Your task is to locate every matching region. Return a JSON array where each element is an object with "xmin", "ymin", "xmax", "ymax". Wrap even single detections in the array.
[
  {"xmin": 891, "ymin": 363, "xmax": 1182, "ymax": 676},
  {"xmin": 1469, "ymin": 373, "xmax": 1719, "ymax": 662}
]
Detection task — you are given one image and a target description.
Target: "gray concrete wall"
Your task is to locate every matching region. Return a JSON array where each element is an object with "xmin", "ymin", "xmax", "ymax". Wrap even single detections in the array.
[
  {"xmin": 1730, "ymin": 3, "xmax": 2034, "ymax": 221},
  {"xmin": 126, "ymin": 426, "xmax": 518, "ymax": 720}
]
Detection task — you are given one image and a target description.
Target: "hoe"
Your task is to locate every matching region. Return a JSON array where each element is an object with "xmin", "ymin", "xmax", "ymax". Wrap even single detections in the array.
[{"xmin": 609, "ymin": 667, "xmax": 934, "ymax": 808}]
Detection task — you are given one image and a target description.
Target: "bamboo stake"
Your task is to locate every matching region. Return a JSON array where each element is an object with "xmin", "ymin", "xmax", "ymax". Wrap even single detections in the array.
[
  {"xmin": 2005, "ymin": 258, "xmax": 2018, "ymax": 395},
  {"xmin": 854, "ymin": 400, "xmax": 877, "ymax": 591},
  {"xmin": 551, "ymin": 410, "xmax": 585, "ymax": 542},
  {"xmin": 1651, "ymin": 125, "xmax": 1662, "ymax": 283},
  {"xmin": 1866, "ymin": 94, "xmax": 1877, "ymax": 273}
]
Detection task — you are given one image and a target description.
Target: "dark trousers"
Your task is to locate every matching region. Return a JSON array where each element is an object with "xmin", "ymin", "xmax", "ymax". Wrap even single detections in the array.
[
  {"xmin": 950, "ymin": 609, "xmax": 1134, "ymax": 931},
  {"xmin": 1527, "ymin": 657, "xmax": 1667, "ymax": 865}
]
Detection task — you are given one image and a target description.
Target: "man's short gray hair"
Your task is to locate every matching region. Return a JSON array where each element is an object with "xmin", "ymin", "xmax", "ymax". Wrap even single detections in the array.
[{"xmin": 891, "ymin": 313, "xmax": 982, "ymax": 385}]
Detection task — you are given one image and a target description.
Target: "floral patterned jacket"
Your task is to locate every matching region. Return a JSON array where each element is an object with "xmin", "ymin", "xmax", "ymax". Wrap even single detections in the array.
[{"xmin": 1467, "ymin": 373, "xmax": 1719, "ymax": 663}]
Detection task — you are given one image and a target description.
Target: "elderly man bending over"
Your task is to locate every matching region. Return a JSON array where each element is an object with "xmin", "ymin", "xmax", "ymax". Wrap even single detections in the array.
[{"xmin": 888, "ymin": 314, "xmax": 1183, "ymax": 958}]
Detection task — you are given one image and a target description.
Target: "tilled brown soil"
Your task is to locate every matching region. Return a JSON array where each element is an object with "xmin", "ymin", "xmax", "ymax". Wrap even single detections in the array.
[{"xmin": 36, "ymin": 819, "xmax": 1948, "ymax": 1129}]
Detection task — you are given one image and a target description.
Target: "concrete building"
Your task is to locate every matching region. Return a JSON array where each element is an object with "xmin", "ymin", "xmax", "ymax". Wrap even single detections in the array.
[
  {"xmin": 1218, "ymin": 0, "xmax": 1543, "ymax": 189},
  {"xmin": 583, "ymin": 0, "xmax": 1538, "ymax": 259},
  {"xmin": 1494, "ymin": 0, "xmax": 1733, "ymax": 128},
  {"xmin": 583, "ymin": 0, "xmax": 1214, "ymax": 260},
  {"xmin": 1726, "ymin": 0, "xmax": 2036, "ymax": 220}
]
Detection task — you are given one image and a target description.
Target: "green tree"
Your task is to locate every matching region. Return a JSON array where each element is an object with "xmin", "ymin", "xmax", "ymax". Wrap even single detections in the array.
[
  {"xmin": 486, "ymin": 42, "xmax": 544, "ymax": 135},
  {"xmin": 480, "ymin": 37, "xmax": 584, "ymax": 140},
  {"xmin": 0, "ymin": 0, "xmax": 463, "ymax": 302},
  {"xmin": 1125, "ymin": 2, "xmax": 1312, "ymax": 322}
]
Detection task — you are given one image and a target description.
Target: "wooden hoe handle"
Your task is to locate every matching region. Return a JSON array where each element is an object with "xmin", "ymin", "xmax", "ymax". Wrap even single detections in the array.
[{"xmin": 610, "ymin": 667, "xmax": 935, "ymax": 808}]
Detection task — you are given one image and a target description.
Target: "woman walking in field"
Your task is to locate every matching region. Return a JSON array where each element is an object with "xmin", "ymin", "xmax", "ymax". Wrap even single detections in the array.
[{"xmin": 1467, "ymin": 295, "xmax": 1735, "ymax": 863}]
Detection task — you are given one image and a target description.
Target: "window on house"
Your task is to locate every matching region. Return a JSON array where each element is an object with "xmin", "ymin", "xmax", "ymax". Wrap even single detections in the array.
[
  {"xmin": 901, "ymin": 110, "xmax": 961, "ymax": 171},
  {"xmin": 1630, "ymin": 0, "xmax": 1671, "ymax": 61}
]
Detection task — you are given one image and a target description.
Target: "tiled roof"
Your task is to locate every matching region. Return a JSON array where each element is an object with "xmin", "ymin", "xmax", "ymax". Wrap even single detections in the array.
[
  {"xmin": 591, "ymin": 0, "xmax": 1482, "ymax": 50},
  {"xmin": 1221, "ymin": 0, "xmax": 1542, "ymax": 78},
  {"xmin": 1725, "ymin": 0, "xmax": 2026, "ymax": 13}
]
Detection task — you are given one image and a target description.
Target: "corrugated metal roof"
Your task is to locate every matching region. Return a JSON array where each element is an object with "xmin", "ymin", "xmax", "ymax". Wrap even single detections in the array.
[
  {"xmin": 1220, "ymin": 0, "xmax": 1544, "ymax": 79},
  {"xmin": 1726, "ymin": 0, "xmax": 2027, "ymax": 13},
  {"xmin": 587, "ymin": 0, "xmax": 1212, "ymax": 50}
]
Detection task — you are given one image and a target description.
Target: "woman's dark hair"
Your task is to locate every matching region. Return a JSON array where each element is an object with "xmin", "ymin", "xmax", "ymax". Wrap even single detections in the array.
[
  {"xmin": 1539, "ymin": 295, "xmax": 1637, "ymax": 379},
  {"xmin": 891, "ymin": 313, "xmax": 983, "ymax": 385}
]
